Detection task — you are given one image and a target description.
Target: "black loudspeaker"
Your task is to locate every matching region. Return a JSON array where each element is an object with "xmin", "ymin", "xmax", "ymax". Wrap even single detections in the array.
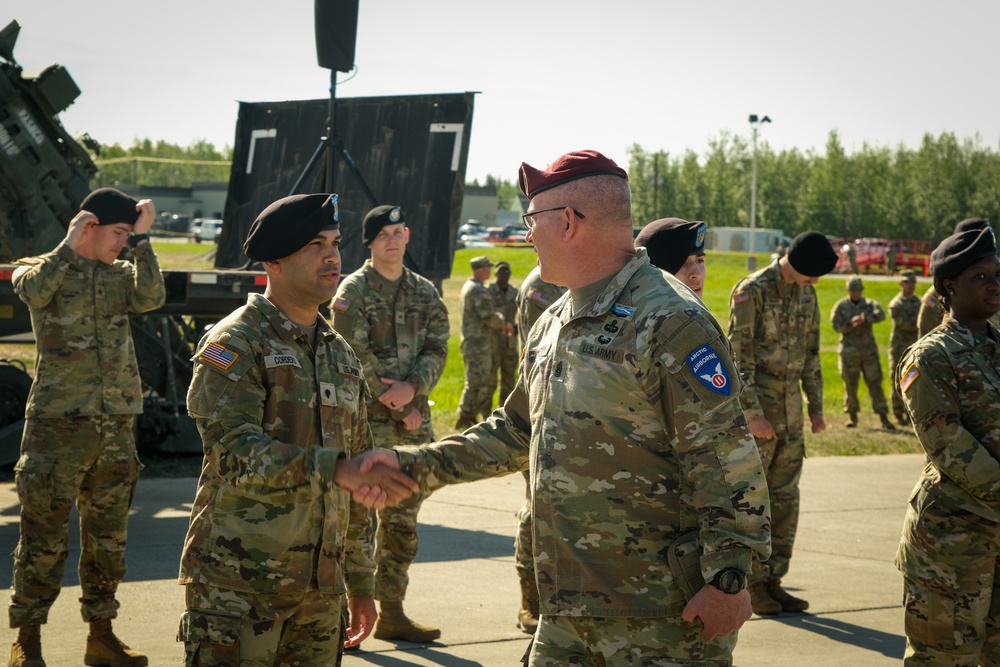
[{"xmin": 315, "ymin": 0, "xmax": 359, "ymax": 73}]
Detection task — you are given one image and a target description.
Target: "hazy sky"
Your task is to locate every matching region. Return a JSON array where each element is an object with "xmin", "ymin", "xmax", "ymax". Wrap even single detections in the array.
[{"xmin": 7, "ymin": 1, "xmax": 998, "ymax": 185}]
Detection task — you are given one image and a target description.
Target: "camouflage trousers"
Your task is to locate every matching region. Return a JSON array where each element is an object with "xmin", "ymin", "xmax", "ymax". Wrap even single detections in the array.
[
  {"xmin": 838, "ymin": 345, "xmax": 889, "ymax": 415},
  {"xmin": 889, "ymin": 339, "xmax": 915, "ymax": 417},
  {"xmin": 180, "ymin": 581, "xmax": 345, "ymax": 666},
  {"xmin": 748, "ymin": 397, "xmax": 804, "ymax": 586},
  {"xmin": 458, "ymin": 338, "xmax": 496, "ymax": 421},
  {"xmin": 522, "ymin": 614, "xmax": 736, "ymax": 666},
  {"xmin": 514, "ymin": 470, "xmax": 534, "ymax": 582},
  {"xmin": 8, "ymin": 415, "xmax": 140, "ymax": 628},
  {"xmin": 491, "ymin": 331, "xmax": 519, "ymax": 406},
  {"xmin": 896, "ymin": 487, "xmax": 1000, "ymax": 666},
  {"xmin": 371, "ymin": 419, "xmax": 433, "ymax": 602}
]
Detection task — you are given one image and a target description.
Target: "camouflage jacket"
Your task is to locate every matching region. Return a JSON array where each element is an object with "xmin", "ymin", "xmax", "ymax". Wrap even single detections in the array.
[
  {"xmin": 727, "ymin": 259, "xmax": 823, "ymax": 421},
  {"xmin": 12, "ymin": 242, "xmax": 165, "ymax": 417},
  {"xmin": 397, "ymin": 250, "xmax": 770, "ymax": 617},
  {"xmin": 830, "ymin": 296, "xmax": 885, "ymax": 352},
  {"xmin": 331, "ymin": 261, "xmax": 449, "ymax": 424},
  {"xmin": 888, "ymin": 293, "xmax": 921, "ymax": 348},
  {"xmin": 899, "ymin": 316, "xmax": 1000, "ymax": 522},
  {"xmin": 917, "ymin": 286, "xmax": 945, "ymax": 338},
  {"xmin": 460, "ymin": 277, "xmax": 502, "ymax": 343},
  {"xmin": 179, "ymin": 293, "xmax": 376, "ymax": 597},
  {"xmin": 515, "ymin": 266, "xmax": 566, "ymax": 348},
  {"xmin": 489, "ymin": 281, "xmax": 519, "ymax": 344}
]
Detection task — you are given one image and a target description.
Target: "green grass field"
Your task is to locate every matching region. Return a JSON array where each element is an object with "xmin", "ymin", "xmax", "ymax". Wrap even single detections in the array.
[{"xmin": 0, "ymin": 240, "xmax": 925, "ymax": 457}]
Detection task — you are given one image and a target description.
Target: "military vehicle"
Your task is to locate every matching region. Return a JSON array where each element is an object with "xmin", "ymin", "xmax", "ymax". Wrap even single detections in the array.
[{"xmin": 0, "ymin": 19, "xmax": 474, "ymax": 462}]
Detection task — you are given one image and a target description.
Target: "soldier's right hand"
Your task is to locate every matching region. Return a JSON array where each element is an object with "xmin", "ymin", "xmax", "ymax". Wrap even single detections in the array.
[
  {"xmin": 65, "ymin": 210, "xmax": 99, "ymax": 250},
  {"xmin": 334, "ymin": 449, "xmax": 418, "ymax": 509},
  {"xmin": 748, "ymin": 417, "xmax": 776, "ymax": 441}
]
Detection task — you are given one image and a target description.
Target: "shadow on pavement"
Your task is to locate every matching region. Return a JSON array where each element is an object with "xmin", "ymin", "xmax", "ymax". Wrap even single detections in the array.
[{"xmin": 772, "ymin": 612, "xmax": 905, "ymax": 660}]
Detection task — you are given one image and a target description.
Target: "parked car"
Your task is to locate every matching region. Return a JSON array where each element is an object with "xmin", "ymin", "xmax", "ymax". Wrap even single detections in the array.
[{"xmin": 190, "ymin": 218, "xmax": 223, "ymax": 243}]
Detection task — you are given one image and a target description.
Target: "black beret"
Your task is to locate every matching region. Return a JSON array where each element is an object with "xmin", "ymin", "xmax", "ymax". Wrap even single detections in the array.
[
  {"xmin": 930, "ymin": 227, "xmax": 998, "ymax": 279},
  {"xmin": 244, "ymin": 193, "xmax": 339, "ymax": 261},
  {"xmin": 953, "ymin": 217, "xmax": 990, "ymax": 234},
  {"xmin": 518, "ymin": 149, "xmax": 628, "ymax": 199},
  {"xmin": 787, "ymin": 231, "xmax": 839, "ymax": 277},
  {"xmin": 362, "ymin": 204, "xmax": 405, "ymax": 246},
  {"xmin": 79, "ymin": 188, "xmax": 139, "ymax": 225},
  {"xmin": 634, "ymin": 218, "xmax": 706, "ymax": 274}
]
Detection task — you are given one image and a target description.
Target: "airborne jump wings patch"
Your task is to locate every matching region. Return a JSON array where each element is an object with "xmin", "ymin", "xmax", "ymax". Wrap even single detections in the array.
[{"xmin": 686, "ymin": 344, "xmax": 732, "ymax": 396}]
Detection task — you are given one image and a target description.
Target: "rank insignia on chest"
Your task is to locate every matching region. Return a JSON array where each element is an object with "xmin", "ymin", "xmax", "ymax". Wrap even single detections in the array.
[
  {"xmin": 900, "ymin": 364, "xmax": 920, "ymax": 393},
  {"xmin": 200, "ymin": 342, "xmax": 238, "ymax": 370},
  {"xmin": 686, "ymin": 344, "xmax": 732, "ymax": 395},
  {"xmin": 332, "ymin": 297, "xmax": 351, "ymax": 312}
]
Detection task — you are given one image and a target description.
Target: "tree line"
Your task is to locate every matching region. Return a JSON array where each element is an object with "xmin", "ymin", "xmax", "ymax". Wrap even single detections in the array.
[
  {"xmin": 91, "ymin": 139, "xmax": 232, "ymax": 189},
  {"xmin": 627, "ymin": 130, "xmax": 1000, "ymax": 243}
]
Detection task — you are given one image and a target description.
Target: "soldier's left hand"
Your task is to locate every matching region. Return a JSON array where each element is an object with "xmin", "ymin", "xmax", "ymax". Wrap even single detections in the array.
[
  {"xmin": 133, "ymin": 199, "xmax": 156, "ymax": 234},
  {"xmin": 810, "ymin": 414, "xmax": 826, "ymax": 434},
  {"xmin": 401, "ymin": 406, "xmax": 422, "ymax": 431},
  {"xmin": 344, "ymin": 594, "xmax": 377, "ymax": 647},
  {"xmin": 379, "ymin": 378, "xmax": 416, "ymax": 411},
  {"xmin": 681, "ymin": 585, "xmax": 752, "ymax": 640}
]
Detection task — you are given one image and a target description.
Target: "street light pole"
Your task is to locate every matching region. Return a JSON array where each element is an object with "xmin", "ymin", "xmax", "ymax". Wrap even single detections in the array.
[{"xmin": 748, "ymin": 114, "xmax": 771, "ymax": 271}]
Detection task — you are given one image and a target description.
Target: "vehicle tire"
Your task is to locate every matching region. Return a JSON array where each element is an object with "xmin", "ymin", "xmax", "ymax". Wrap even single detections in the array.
[{"xmin": 0, "ymin": 362, "xmax": 32, "ymax": 429}]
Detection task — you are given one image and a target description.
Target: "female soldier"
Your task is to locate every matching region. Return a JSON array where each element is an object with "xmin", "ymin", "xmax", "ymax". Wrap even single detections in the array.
[
  {"xmin": 897, "ymin": 225, "xmax": 1000, "ymax": 666},
  {"xmin": 634, "ymin": 217, "xmax": 707, "ymax": 299}
]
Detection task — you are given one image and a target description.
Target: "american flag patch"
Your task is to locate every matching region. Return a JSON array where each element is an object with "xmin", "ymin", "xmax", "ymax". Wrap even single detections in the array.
[
  {"xmin": 332, "ymin": 297, "xmax": 351, "ymax": 312},
  {"xmin": 528, "ymin": 289, "xmax": 551, "ymax": 307},
  {"xmin": 200, "ymin": 342, "xmax": 238, "ymax": 370},
  {"xmin": 733, "ymin": 291, "xmax": 750, "ymax": 304},
  {"xmin": 900, "ymin": 364, "xmax": 920, "ymax": 393}
]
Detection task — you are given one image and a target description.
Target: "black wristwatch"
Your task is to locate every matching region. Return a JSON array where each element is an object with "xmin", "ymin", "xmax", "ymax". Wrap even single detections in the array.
[
  {"xmin": 128, "ymin": 233, "xmax": 150, "ymax": 248},
  {"xmin": 710, "ymin": 568, "xmax": 747, "ymax": 595}
]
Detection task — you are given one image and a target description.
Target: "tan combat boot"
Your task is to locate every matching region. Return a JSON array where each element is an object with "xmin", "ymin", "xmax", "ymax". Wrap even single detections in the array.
[
  {"xmin": 516, "ymin": 576, "xmax": 539, "ymax": 634},
  {"xmin": 8, "ymin": 624, "xmax": 45, "ymax": 667},
  {"xmin": 84, "ymin": 619, "xmax": 148, "ymax": 667},
  {"xmin": 846, "ymin": 411, "xmax": 858, "ymax": 428},
  {"xmin": 374, "ymin": 600, "xmax": 441, "ymax": 643},
  {"xmin": 748, "ymin": 582, "xmax": 781, "ymax": 615},
  {"xmin": 765, "ymin": 580, "xmax": 809, "ymax": 613}
]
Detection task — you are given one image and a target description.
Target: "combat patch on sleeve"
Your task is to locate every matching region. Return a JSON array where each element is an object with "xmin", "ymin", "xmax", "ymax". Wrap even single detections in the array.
[
  {"xmin": 686, "ymin": 344, "xmax": 732, "ymax": 396},
  {"xmin": 199, "ymin": 342, "xmax": 239, "ymax": 371},
  {"xmin": 332, "ymin": 297, "xmax": 351, "ymax": 312},
  {"xmin": 900, "ymin": 363, "xmax": 920, "ymax": 393}
]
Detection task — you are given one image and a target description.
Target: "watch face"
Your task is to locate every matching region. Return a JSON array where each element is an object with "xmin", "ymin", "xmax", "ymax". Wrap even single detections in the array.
[{"xmin": 716, "ymin": 569, "xmax": 746, "ymax": 594}]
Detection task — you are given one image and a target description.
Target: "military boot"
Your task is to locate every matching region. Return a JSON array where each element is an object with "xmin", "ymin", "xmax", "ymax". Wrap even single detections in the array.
[
  {"xmin": 765, "ymin": 580, "xmax": 809, "ymax": 613},
  {"xmin": 374, "ymin": 600, "xmax": 441, "ymax": 643},
  {"xmin": 84, "ymin": 619, "xmax": 148, "ymax": 667},
  {"xmin": 879, "ymin": 413, "xmax": 897, "ymax": 432},
  {"xmin": 846, "ymin": 411, "xmax": 858, "ymax": 428},
  {"xmin": 8, "ymin": 624, "xmax": 45, "ymax": 667},
  {"xmin": 748, "ymin": 582, "xmax": 781, "ymax": 615},
  {"xmin": 516, "ymin": 576, "xmax": 540, "ymax": 634}
]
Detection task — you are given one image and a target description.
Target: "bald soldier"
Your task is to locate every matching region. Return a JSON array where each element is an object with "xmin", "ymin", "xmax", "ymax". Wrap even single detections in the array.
[
  {"xmin": 728, "ymin": 231, "xmax": 838, "ymax": 616},
  {"xmin": 332, "ymin": 204, "xmax": 450, "ymax": 644},
  {"xmin": 888, "ymin": 270, "xmax": 921, "ymax": 425},
  {"xmin": 177, "ymin": 193, "xmax": 417, "ymax": 665},
  {"xmin": 390, "ymin": 150, "xmax": 770, "ymax": 666},
  {"xmin": 830, "ymin": 276, "xmax": 895, "ymax": 431}
]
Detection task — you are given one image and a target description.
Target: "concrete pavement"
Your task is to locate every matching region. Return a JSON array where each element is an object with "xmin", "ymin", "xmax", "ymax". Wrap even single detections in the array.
[{"xmin": 0, "ymin": 453, "xmax": 925, "ymax": 665}]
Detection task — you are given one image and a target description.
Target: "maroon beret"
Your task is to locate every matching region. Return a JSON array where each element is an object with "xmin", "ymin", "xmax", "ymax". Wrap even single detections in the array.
[{"xmin": 518, "ymin": 150, "xmax": 628, "ymax": 199}]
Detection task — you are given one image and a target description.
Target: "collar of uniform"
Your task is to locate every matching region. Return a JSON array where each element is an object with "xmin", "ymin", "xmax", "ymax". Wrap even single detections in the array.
[
  {"xmin": 942, "ymin": 315, "xmax": 999, "ymax": 351},
  {"xmin": 56, "ymin": 241, "xmax": 105, "ymax": 272},
  {"xmin": 568, "ymin": 250, "xmax": 648, "ymax": 320},
  {"xmin": 363, "ymin": 259, "xmax": 412, "ymax": 291},
  {"xmin": 248, "ymin": 292, "xmax": 330, "ymax": 344}
]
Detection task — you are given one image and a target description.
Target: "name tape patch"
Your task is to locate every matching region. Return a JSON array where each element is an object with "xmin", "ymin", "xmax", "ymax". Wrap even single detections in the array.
[
  {"xmin": 265, "ymin": 353, "xmax": 301, "ymax": 369},
  {"xmin": 686, "ymin": 344, "xmax": 732, "ymax": 396}
]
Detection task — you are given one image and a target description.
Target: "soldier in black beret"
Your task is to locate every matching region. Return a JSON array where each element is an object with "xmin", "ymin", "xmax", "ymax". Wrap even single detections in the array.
[
  {"xmin": 243, "ymin": 193, "xmax": 341, "ymax": 262},
  {"xmin": 362, "ymin": 204, "xmax": 405, "ymax": 246},
  {"xmin": 931, "ymin": 226, "xmax": 999, "ymax": 314},
  {"xmin": 786, "ymin": 231, "xmax": 840, "ymax": 279},
  {"xmin": 634, "ymin": 218, "xmax": 708, "ymax": 299}
]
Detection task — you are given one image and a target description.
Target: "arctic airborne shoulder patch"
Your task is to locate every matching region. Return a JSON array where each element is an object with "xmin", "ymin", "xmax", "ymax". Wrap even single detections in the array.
[{"xmin": 686, "ymin": 344, "xmax": 732, "ymax": 396}]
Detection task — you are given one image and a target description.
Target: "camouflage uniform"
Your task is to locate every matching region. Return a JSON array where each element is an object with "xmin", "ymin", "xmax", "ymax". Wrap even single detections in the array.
[
  {"xmin": 830, "ymin": 295, "xmax": 889, "ymax": 417},
  {"xmin": 896, "ymin": 317, "xmax": 1000, "ymax": 666},
  {"xmin": 8, "ymin": 241, "xmax": 165, "ymax": 628},
  {"xmin": 917, "ymin": 286, "xmax": 946, "ymax": 338},
  {"xmin": 178, "ymin": 293, "xmax": 375, "ymax": 665},
  {"xmin": 888, "ymin": 291, "xmax": 922, "ymax": 420},
  {"xmin": 728, "ymin": 258, "xmax": 823, "ymax": 589},
  {"xmin": 489, "ymin": 280, "xmax": 519, "ymax": 404},
  {"xmin": 512, "ymin": 266, "xmax": 567, "ymax": 628},
  {"xmin": 398, "ymin": 252, "xmax": 771, "ymax": 666},
  {"xmin": 331, "ymin": 260, "xmax": 449, "ymax": 602},
  {"xmin": 457, "ymin": 275, "xmax": 504, "ymax": 422}
]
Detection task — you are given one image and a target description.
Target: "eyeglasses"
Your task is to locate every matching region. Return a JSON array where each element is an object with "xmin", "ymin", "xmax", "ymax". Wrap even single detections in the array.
[{"xmin": 521, "ymin": 206, "xmax": 585, "ymax": 230}]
